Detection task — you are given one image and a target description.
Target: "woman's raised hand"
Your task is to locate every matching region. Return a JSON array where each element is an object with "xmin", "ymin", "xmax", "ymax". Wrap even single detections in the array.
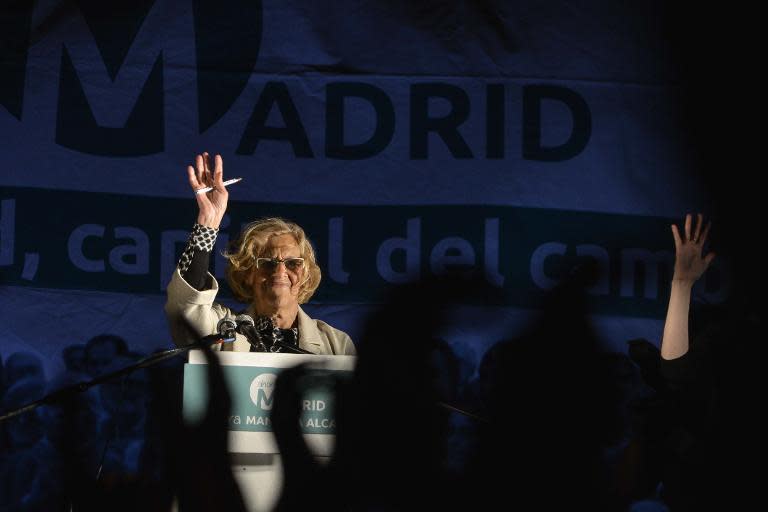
[{"xmin": 188, "ymin": 152, "xmax": 228, "ymax": 228}]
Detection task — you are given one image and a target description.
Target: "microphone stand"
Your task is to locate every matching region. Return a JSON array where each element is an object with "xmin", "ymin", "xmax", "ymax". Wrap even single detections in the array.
[{"xmin": 0, "ymin": 332, "xmax": 233, "ymax": 424}]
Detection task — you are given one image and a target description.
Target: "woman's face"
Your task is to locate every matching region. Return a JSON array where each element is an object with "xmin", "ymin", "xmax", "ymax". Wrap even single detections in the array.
[{"xmin": 247, "ymin": 233, "xmax": 305, "ymax": 314}]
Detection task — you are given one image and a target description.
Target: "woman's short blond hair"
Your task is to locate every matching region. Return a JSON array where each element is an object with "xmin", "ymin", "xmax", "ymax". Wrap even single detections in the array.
[{"xmin": 224, "ymin": 217, "xmax": 321, "ymax": 304}]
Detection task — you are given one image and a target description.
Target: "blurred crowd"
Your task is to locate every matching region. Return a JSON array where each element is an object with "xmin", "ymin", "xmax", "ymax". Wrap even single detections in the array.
[{"xmin": 1, "ymin": 270, "xmax": 759, "ymax": 511}]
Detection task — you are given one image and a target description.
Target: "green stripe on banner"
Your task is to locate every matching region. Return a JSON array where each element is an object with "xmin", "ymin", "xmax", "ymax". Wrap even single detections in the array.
[{"xmin": 0, "ymin": 186, "xmax": 729, "ymax": 317}]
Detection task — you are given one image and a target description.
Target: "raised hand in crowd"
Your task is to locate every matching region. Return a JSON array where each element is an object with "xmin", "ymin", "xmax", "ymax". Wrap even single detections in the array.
[
  {"xmin": 670, "ymin": 213, "xmax": 715, "ymax": 284},
  {"xmin": 662, "ymin": 213, "xmax": 715, "ymax": 360}
]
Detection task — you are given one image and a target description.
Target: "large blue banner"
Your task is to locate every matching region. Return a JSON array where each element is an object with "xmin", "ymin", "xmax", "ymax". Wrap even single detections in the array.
[{"xmin": 1, "ymin": 0, "xmax": 715, "ymax": 377}]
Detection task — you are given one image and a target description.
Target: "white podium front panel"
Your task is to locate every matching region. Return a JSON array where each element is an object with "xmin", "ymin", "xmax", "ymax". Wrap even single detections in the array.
[{"xmin": 183, "ymin": 350, "xmax": 356, "ymax": 456}]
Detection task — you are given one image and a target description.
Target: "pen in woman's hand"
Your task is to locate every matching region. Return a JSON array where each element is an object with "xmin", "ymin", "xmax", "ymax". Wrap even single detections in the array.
[{"xmin": 195, "ymin": 177, "xmax": 243, "ymax": 195}]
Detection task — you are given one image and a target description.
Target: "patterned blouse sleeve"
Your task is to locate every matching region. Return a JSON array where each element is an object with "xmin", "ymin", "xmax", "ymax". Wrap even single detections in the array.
[{"xmin": 177, "ymin": 223, "xmax": 218, "ymax": 291}]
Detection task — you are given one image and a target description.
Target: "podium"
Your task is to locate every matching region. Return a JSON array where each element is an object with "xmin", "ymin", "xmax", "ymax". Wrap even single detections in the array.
[{"xmin": 183, "ymin": 350, "xmax": 356, "ymax": 511}]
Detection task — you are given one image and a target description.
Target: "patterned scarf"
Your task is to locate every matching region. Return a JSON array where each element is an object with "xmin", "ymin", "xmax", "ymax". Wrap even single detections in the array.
[{"xmin": 248, "ymin": 316, "xmax": 299, "ymax": 352}]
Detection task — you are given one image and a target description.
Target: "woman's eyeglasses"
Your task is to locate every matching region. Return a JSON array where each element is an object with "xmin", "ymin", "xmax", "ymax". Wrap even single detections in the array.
[{"xmin": 255, "ymin": 257, "xmax": 305, "ymax": 271}]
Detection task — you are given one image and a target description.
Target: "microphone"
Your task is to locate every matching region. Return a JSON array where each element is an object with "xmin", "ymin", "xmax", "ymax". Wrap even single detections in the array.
[
  {"xmin": 216, "ymin": 317, "xmax": 237, "ymax": 343},
  {"xmin": 235, "ymin": 314, "xmax": 313, "ymax": 354},
  {"xmin": 234, "ymin": 314, "xmax": 267, "ymax": 352}
]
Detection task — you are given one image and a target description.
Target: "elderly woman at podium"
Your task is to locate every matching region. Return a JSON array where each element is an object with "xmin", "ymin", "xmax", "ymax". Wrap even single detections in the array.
[{"xmin": 165, "ymin": 152, "xmax": 355, "ymax": 355}]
